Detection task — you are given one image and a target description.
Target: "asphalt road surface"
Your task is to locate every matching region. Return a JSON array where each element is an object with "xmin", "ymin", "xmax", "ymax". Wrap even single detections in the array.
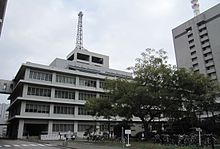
[{"xmin": 0, "ymin": 139, "xmax": 60, "ymax": 149}]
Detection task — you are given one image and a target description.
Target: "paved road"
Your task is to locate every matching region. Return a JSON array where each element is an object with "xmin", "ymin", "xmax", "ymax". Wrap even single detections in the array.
[{"xmin": 0, "ymin": 139, "xmax": 59, "ymax": 149}]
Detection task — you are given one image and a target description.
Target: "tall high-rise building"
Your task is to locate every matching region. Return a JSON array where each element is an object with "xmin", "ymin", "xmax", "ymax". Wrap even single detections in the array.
[
  {"xmin": 0, "ymin": 0, "xmax": 8, "ymax": 37},
  {"xmin": 172, "ymin": 3, "xmax": 220, "ymax": 82}
]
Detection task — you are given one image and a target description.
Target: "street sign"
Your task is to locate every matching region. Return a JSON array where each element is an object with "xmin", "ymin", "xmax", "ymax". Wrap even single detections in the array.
[{"xmin": 125, "ymin": 130, "xmax": 131, "ymax": 134}]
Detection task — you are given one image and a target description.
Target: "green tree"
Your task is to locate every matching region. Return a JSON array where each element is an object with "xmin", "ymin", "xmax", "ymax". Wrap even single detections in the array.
[
  {"xmin": 86, "ymin": 48, "xmax": 175, "ymax": 137},
  {"xmin": 173, "ymin": 69, "xmax": 218, "ymax": 114},
  {"xmin": 86, "ymin": 48, "xmax": 220, "ymax": 137}
]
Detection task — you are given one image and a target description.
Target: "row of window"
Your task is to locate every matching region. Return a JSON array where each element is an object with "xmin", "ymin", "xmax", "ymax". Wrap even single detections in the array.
[
  {"xmin": 27, "ymin": 87, "xmax": 51, "ymax": 97},
  {"xmin": 56, "ymin": 74, "xmax": 76, "ymax": 85},
  {"xmin": 25, "ymin": 103, "xmax": 94, "ymax": 116},
  {"xmin": 78, "ymin": 91, "xmax": 96, "ymax": 100},
  {"xmin": 78, "ymin": 124, "xmax": 94, "ymax": 132},
  {"xmin": 78, "ymin": 106, "xmax": 92, "ymax": 115},
  {"xmin": 27, "ymin": 86, "xmax": 99, "ymax": 101},
  {"xmin": 185, "ymin": 24, "xmax": 216, "ymax": 77},
  {"xmin": 30, "ymin": 70, "xmax": 106, "ymax": 87},
  {"xmin": 53, "ymin": 124, "xmax": 74, "ymax": 132},
  {"xmin": 55, "ymin": 89, "xmax": 75, "ymax": 99},
  {"xmin": 25, "ymin": 103, "xmax": 50, "ymax": 113},
  {"xmin": 79, "ymin": 78, "xmax": 96, "ymax": 88},
  {"xmin": 52, "ymin": 124, "xmax": 108, "ymax": 132},
  {"xmin": 29, "ymin": 70, "xmax": 52, "ymax": 82},
  {"xmin": 54, "ymin": 105, "xmax": 75, "ymax": 115}
]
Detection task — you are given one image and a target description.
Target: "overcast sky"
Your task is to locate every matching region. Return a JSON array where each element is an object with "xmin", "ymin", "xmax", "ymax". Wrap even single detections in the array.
[{"xmin": 0, "ymin": 0, "xmax": 219, "ymax": 103}]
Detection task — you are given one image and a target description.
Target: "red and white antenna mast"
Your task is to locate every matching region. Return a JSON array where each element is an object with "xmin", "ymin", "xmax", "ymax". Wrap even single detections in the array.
[
  {"xmin": 76, "ymin": 11, "xmax": 83, "ymax": 50},
  {"xmin": 191, "ymin": 0, "xmax": 200, "ymax": 16}
]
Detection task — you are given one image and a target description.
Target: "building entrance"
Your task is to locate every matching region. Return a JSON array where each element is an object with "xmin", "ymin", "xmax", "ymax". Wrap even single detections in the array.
[{"xmin": 24, "ymin": 124, "xmax": 48, "ymax": 136}]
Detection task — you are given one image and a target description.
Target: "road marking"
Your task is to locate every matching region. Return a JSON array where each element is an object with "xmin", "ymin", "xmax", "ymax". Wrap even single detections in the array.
[
  {"xmin": 0, "ymin": 143, "xmax": 53, "ymax": 148},
  {"xmin": 13, "ymin": 145, "xmax": 20, "ymax": 147},
  {"xmin": 45, "ymin": 144, "xmax": 53, "ymax": 146},
  {"xmin": 36, "ymin": 144, "xmax": 45, "ymax": 146}
]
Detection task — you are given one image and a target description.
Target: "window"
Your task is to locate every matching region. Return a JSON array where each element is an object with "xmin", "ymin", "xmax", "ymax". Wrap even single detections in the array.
[
  {"xmin": 54, "ymin": 105, "xmax": 74, "ymax": 115},
  {"xmin": 187, "ymin": 33, "xmax": 193, "ymax": 38},
  {"xmin": 204, "ymin": 52, "xmax": 212, "ymax": 57},
  {"xmin": 200, "ymin": 33, "xmax": 208, "ymax": 38},
  {"xmin": 208, "ymin": 72, "xmax": 216, "ymax": 78},
  {"xmin": 199, "ymin": 27, "xmax": 207, "ymax": 32},
  {"xmin": 53, "ymin": 124, "xmax": 74, "ymax": 132},
  {"xmin": 188, "ymin": 39, "xmax": 194, "ymax": 44},
  {"xmin": 77, "ymin": 53, "xmax": 90, "ymax": 61},
  {"xmin": 79, "ymin": 77, "xmax": 96, "ymax": 88},
  {"xmin": 99, "ymin": 80, "xmax": 106, "ymax": 89},
  {"xmin": 99, "ymin": 93, "xmax": 110, "ymax": 99},
  {"xmin": 202, "ymin": 46, "xmax": 211, "ymax": 51},
  {"xmin": 25, "ymin": 103, "xmax": 49, "ymax": 113},
  {"xmin": 192, "ymin": 57, "xmax": 197, "ymax": 62},
  {"xmin": 205, "ymin": 59, "xmax": 213, "ymax": 64},
  {"xmin": 78, "ymin": 124, "xmax": 94, "ymax": 132},
  {"xmin": 55, "ymin": 89, "xmax": 75, "ymax": 100},
  {"xmin": 78, "ymin": 91, "xmax": 96, "ymax": 100},
  {"xmin": 186, "ymin": 27, "xmax": 192, "ymax": 32},
  {"xmin": 189, "ymin": 45, "xmax": 195, "ymax": 49},
  {"xmin": 56, "ymin": 74, "xmax": 76, "ymax": 85},
  {"xmin": 100, "ymin": 124, "xmax": 108, "ymax": 131},
  {"xmin": 29, "ymin": 70, "xmax": 52, "ymax": 82},
  {"xmin": 191, "ymin": 51, "xmax": 196, "ymax": 55},
  {"xmin": 27, "ymin": 86, "xmax": 51, "ymax": 97},
  {"xmin": 78, "ymin": 106, "xmax": 92, "ymax": 115},
  {"xmin": 206, "ymin": 66, "xmax": 215, "ymax": 70},
  {"xmin": 92, "ymin": 56, "xmax": 103, "ymax": 64},
  {"xmin": 201, "ymin": 39, "xmax": 209, "ymax": 45}
]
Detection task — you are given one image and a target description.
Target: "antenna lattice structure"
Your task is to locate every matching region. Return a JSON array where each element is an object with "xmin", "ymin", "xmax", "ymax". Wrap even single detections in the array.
[
  {"xmin": 76, "ymin": 11, "xmax": 83, "ymax": 50},
  {"xmin": 191, "ymin": 0, "xmax": 200, "ymax": 16}
]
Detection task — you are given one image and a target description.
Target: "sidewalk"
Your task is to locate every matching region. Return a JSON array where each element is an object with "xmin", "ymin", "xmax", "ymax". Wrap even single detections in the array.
[{"xmin": 36, "ymin": 140, "xmax": 129, "ymax": 149}]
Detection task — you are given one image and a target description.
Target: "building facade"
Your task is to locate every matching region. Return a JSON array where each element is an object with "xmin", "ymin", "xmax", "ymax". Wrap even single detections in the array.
[
  {"xmin": 0, "ymin": 103, "xmax": 9, "ymax": 137},
  {"xmin": 6, "ymin": 47, "xmax": 132, "ymax": 139},
  {"xmin": 172, "ymin": 3, "xmax": 220, "ymax": 82},
  {"xmin": 172, "ymin": 4, "xmax": 220, "ymax": 118},
  {"xmin": 0, "ymin": 0, "xmax": 8, "ymax": 37}
]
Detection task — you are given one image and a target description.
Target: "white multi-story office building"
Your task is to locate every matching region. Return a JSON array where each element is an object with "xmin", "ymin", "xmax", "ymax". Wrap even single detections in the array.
[
  {"xmin": 6, "ymin": 47, "xmax": 132, "ymax": 139},
  {"xmin": 2, "ymin": 12, "xmax": 132, "ymax": 139},
  {"xmin": 3, "ymin": 12, "xmax": 132, "ymax": 138},
  {"xmin": 172, "ymin": 3, "xmax": 220, "ymax": 82}
]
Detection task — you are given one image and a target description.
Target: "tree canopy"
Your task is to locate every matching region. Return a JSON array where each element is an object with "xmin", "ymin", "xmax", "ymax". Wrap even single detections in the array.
[{"xmin": 85, "ymin": 48, "xmax": 220, "ymax": 137}]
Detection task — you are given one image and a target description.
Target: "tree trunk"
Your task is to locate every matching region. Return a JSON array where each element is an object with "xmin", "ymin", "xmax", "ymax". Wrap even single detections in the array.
[{"xmin": 140, "ymin": 117, "xmax": 150, "ymax": 139}]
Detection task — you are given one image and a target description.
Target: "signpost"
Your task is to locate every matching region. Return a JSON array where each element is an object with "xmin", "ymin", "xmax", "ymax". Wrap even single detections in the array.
[
  {"xmin": 196, "ymin": 128, "xmax": 202, "ymax": 146},
  {"xmin": 125, "ymin": 129, "xmax": 131, "ymax": 147}
]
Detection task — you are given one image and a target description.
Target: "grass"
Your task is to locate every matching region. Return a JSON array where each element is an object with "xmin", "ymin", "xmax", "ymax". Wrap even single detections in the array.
[
  {"xmin": 84, "ymin": 140, "xmax": 214, "ymax": 149},
  {"xmin": 39, "ymin": 139, "xmax": 219, "ymax": 149},
  {"xmin": 129, "ymin": 142, "xmax": 213, "ymax": 149}
]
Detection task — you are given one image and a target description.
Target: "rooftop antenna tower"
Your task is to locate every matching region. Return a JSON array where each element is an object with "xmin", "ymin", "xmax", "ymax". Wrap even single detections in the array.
[
  {"xmin": 191, "ymin": 0, "xmax": 200, "ymax": 16},
  {"xmin": 76, "ymin": 11, "xmax": 83, "ymax": 50}
]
